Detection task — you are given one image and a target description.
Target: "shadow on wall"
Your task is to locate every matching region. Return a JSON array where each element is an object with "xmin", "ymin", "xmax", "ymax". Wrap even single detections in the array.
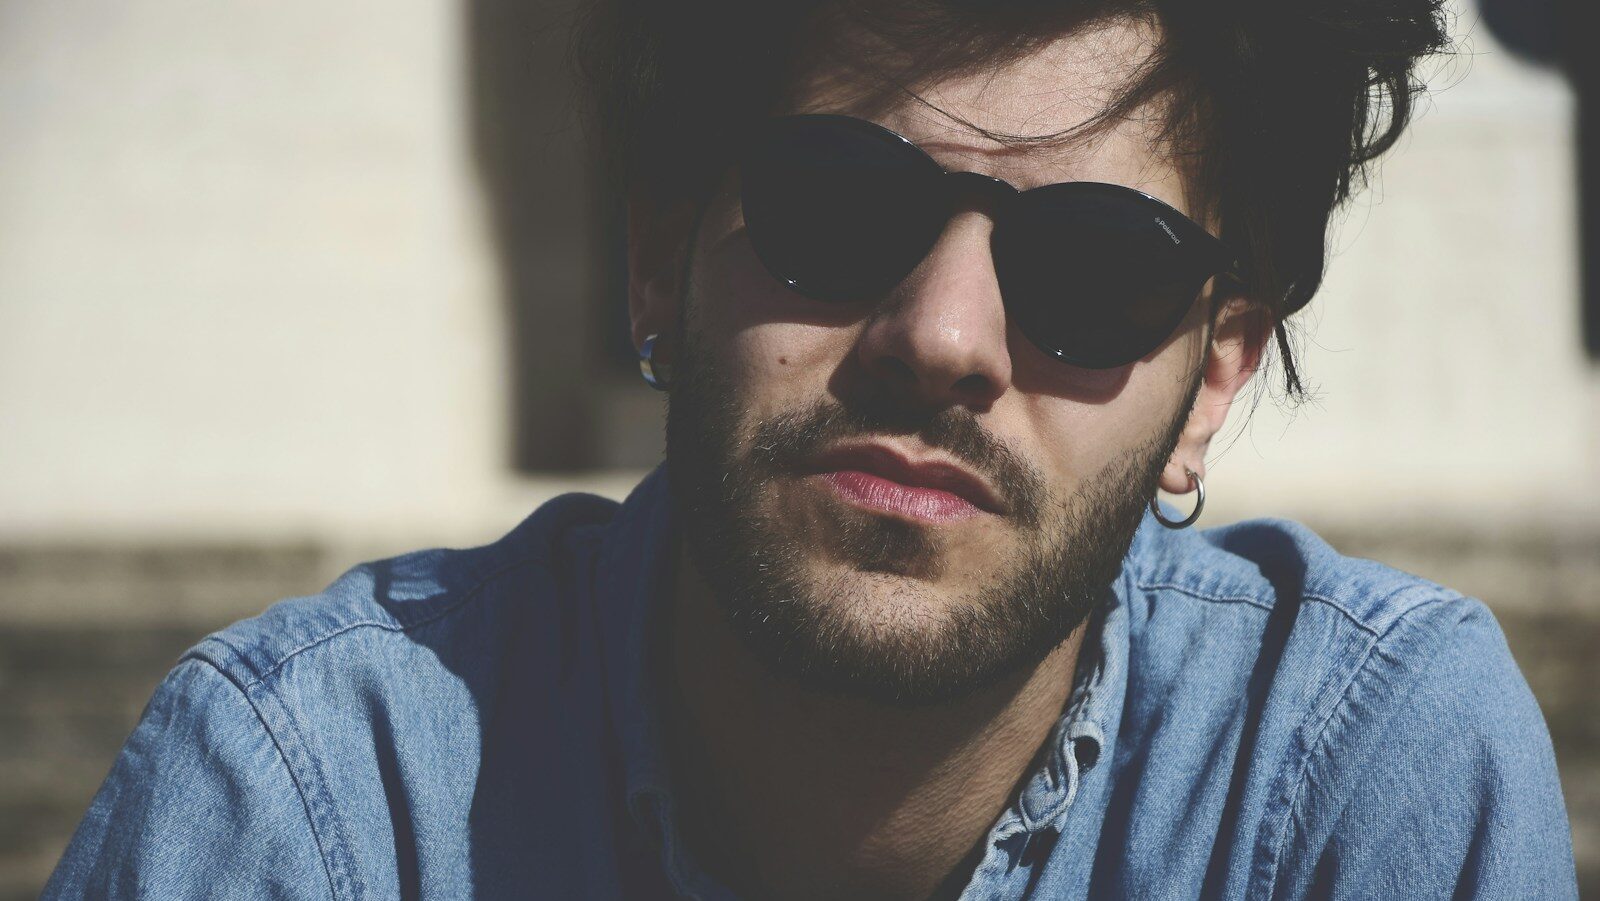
[
  {"xmin": 468, "ymin": 0, "xmax": 636, "ymax": 473},
  {"xmin": 1477, "ymin": 0, "xmax": 1599, "ymax": 356}
]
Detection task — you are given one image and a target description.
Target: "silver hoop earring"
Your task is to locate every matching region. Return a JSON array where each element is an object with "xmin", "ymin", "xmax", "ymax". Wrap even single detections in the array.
[
  {"xmin": 1151, "ymin": 468, "xmax": 1204, "ymax": 530},
  {"xmin": 638, "ymin": 334, "xmax": 671, "ymax": 391}
]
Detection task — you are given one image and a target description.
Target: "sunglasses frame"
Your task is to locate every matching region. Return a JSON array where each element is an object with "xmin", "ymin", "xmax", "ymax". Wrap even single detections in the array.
[{"xmin": 739, "ymin": 114, "xmax": 1244, "ymax": 369}]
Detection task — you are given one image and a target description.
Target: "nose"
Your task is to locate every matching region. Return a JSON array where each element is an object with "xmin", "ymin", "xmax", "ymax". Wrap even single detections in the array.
[{"xmin": 854, "ymin": 211, "xmax": 1013, "ymax": 410}]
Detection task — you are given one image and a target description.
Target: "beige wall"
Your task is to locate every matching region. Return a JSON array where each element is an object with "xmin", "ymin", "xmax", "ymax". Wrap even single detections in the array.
[
  {"xmin": 0, "ymin": 0, "xmax": 509, "ymax": 542},
  {"xmin": 1207, "ymin": 44, "xmax": 1597, "ymax": 526},
  {"xmin": 1, "ymin": 2, "xmax": 1594, "ymax": 547}
]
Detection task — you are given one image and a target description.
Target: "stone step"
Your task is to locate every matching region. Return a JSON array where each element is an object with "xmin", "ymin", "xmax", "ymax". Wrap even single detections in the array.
[{"xmin": 0, "ymin": 537, "xmax": 1595, "ymax": 898}]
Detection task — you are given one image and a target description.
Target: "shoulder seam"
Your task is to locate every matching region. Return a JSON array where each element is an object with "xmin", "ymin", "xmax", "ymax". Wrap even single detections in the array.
[
  {"xmin": 192, "ymin": 548, "xmax": 551, "ymax": 691},
  {"xmin": 182, "ymin": 657, "xmax": 342, "ymax": 901},
  {"xmin": 1132, "ymin": 581, "xmax": 1274, "ymax": 613},
  {"xmin": 1136, "ymin": 580, "xmax": 1467, "ymax": 640},
  {"xmin": 1133, "ymin": 580, "xmax": 1409, "ymax": 638},
  {"xmin": 1256, "ymin": 588, "xmax": 1469, "ymax": 897}
]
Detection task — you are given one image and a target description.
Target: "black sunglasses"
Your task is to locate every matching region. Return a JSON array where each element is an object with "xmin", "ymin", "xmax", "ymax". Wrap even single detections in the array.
[{"xmin": 738, "ymin": 114, "xmax": 1240, "ymax": 370}]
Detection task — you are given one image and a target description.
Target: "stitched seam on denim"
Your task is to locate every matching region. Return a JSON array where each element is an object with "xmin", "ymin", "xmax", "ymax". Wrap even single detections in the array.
[
  {"xmin": 183, "ymin": 657, "xmax": 343, "ymax": 901},
  {"xmin": 1132, "ymin": 581, "xmax": 1275, "ymax": 613},
  {"xmin": 1296, "ymin": 594, "xmax": 1381, "ymax": 638},
  {"xmin": 1369, "ymin": 589, "xmax": 1468, "ymax": 643},
  {"xmin": 1064, "ymin": 588, "xmax": 1120, "ymax": 728},
  {"xmin": 246, "ymin": 676, "xmax": 367, "ymax": 900},
  {"xmin": 221, "ymin": 549, "xmax": 551, "ymax": 690},
  {"xmin": 1134, "ymin": 581, "xmax": 1390, "ymax": 639},
  {"xmin": 1247, "ymin": 631, "xmax": 1378, "ymax": 899},
  {"xmin": 1253, "ymin": 588, "xmax": 1461, "ymax": 898},
  {"xmin": 1064, "ymin": 628, "xmax": 1100, "ymax": 724},
  {"xmin": 1255, "ymin": 587, "xmax": 1447, "ymax": 895}
]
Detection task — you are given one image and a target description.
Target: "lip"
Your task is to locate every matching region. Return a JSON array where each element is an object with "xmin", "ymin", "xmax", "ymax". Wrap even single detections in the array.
[{"xmin": 803, "ymin": 442, "xmax": 1008, "ymax": 519}]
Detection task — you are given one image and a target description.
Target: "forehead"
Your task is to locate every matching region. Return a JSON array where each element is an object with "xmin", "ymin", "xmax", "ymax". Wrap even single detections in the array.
[{"xmin": 785, "ymin": 17, "xmax": 1185, "ymax": 206}]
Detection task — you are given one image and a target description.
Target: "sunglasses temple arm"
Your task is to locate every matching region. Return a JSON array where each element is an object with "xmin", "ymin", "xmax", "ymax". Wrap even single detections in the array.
[{"xmin": 1220, "ymin": 262, "xmax": 1247, "ymax": 290}]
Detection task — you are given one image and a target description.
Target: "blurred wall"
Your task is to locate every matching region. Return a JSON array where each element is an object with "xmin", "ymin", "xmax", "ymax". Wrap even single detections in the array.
[
  {"xmin": 1212, "ymin": 44, "xmax": 1597, "ymax": 527},
  {"xmin": 0, "ymin": 0, "xmax": 509, "ymax": 542},
  {"xmin": 2, "ymin": 2, "xmax": 1595, "ymax": 548}
]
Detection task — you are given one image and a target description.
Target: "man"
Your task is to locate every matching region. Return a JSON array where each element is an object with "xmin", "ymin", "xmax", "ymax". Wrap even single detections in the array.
[{"xmin": 46, "ymin": 0, "xmax": 1577, "ymax": 898}]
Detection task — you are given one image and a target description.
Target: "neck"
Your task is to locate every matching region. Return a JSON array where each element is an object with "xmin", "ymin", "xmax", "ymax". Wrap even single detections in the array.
[{"xmin": 665, "ymin": 542, "xmax": 1085, "ymax": 901}]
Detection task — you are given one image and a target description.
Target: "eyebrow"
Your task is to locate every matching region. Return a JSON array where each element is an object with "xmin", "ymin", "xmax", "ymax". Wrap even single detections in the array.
[
  {"xmin": 889, "ymin": 132, "xmax": 1110, "ymax": 197},
  {"xmin": 911, "ymin": 139, "xmax": 1034, "ymax": 160}
]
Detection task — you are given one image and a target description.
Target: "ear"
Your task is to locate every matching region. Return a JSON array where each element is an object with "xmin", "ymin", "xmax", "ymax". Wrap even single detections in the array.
[
  {"xmin": 1159, "ymin": 287, "xmax": 1270, "ymax": 494},
  {"xmin": 627, "ymin": 193, "xmax": 698, "ymax": 355}
]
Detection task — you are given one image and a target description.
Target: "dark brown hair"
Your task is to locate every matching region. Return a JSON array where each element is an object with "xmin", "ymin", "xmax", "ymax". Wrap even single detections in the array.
[{"xmin": 572, "ymin": 0, "xmax": 1450, "ymax": 398}]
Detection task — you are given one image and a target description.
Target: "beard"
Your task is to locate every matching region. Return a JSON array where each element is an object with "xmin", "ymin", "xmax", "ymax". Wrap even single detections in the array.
[{"xmin": 665, "ymin": 319, "xmax": 1197, "ymax": 706}]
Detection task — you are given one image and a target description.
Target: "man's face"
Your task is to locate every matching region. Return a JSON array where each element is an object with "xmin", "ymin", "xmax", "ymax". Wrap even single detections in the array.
[{"xmin": 656, "ymin": 21, "xmax": 1227, "ymax": 704}]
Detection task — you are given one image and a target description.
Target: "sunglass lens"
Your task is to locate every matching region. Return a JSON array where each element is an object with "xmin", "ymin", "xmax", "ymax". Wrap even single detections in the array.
[
  {"xmin": 994, "ymin": 185, "xmax": 1214, "ymax": 369},
  {"xmin": 741, "ymin": 117, "xmax": 945, "ymax": 301}
]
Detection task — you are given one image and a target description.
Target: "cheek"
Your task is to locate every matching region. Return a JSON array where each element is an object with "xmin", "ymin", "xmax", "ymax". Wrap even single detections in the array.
[
  {"xmin": 721, "ymin": 322, "xmax": 848, "ymax": 408},
  {"xmin": 689, "ymin": 225, "xmax": 862, "ymax": 414},
  {"xmin": 1012, "ymin": 348, "xmax": 1197, "ymax": 488},
  {"xmin": 1016, "ymin": 399, "xmax": 1131, "ymax": 484}
]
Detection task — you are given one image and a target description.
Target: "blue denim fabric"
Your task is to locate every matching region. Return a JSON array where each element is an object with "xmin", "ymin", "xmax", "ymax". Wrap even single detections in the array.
[{"xmin": 45, "ymin": 466, "xmax": 1577, "ymax": 899}]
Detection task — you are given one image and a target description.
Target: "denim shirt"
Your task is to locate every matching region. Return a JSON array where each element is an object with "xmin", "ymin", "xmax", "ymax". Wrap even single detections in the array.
[{"xmin": 45, "ymin": 467, "xmax": 1577, "ymax": 899}]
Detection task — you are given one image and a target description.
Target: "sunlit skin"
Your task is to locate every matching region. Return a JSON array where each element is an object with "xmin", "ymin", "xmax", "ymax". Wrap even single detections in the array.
[{"xmin": 629, "ymin": 19, "xmax": 1266, "ymax": 901}]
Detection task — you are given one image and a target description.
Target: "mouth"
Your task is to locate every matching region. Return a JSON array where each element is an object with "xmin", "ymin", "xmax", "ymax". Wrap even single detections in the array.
[{"xmin": 800, "ymin": 442, "xmax": 1008, "ymax": 523}]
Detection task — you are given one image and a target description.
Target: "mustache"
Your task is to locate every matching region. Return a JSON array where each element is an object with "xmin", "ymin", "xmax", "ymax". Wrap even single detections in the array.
[{"xmin": 745, "ymin": 391, "xmax": 1049, "ymax": 528}]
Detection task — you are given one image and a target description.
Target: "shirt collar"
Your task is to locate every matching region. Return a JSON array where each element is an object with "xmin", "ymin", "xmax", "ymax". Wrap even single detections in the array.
[
  {"xmin": 591, "ymin": 466, "xmax": 676, "ymax": 819},
  {"xmin": 593, "ymin": 465, "xmax": 734, "ymax": 898},
  {"xmin": 982, "ymin": 582, "xmax": 1122, "ymax": 838},
  {"xmin": 982, "ymin": 513, "xmax": 1160, "ymax": 837},
  {"xmin": 591, "ymin": 466, "xmax": 1143, "ymax": 884}
]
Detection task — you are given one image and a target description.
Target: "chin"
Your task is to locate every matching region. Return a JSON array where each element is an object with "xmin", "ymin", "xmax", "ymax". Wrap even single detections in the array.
[{"xmin": 812, "ymin": 559, "xmax": 976, "ymax": 620}]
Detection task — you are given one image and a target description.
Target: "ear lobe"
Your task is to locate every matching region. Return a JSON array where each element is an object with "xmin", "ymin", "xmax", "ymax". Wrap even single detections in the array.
[{"xmin": 627, "ymin": 194, "xmax": 698, "ymax": 351}]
